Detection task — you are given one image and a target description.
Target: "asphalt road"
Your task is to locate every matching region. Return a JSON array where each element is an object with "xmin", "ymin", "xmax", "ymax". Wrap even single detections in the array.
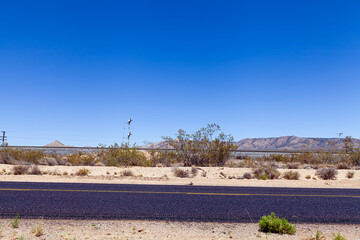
[{"xmin": 0, "ymin": 182, "xmax": 359, "ymax": 223}]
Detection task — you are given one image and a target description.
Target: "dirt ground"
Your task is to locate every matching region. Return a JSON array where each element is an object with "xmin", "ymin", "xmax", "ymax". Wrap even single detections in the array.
[
  {"xmin": 0, "ymin": 165, "xmax": 359, "ymax": 189},
  {"xmin": 0, "ymin": 219, "xmax": 359, "ymax": 240}
]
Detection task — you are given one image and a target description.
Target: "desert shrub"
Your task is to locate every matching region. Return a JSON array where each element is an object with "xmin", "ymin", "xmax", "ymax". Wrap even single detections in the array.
[
  {"xmin": 225, "ymin": 160, "xmax": 243, "ymax": 168},
  {"xmin": 121, "ymin": 170, "xmax": 134, "ymax": 176},
  {"xmin": 235, "ymin": 154, "xmax": 248, "ymax": 160},
  {"xmin": 282, "ymin": 171, "xmax": 300, "ymax": 180},
  {"xmin": 242, "ymin": 157, "xmax": 256, "ymax": 168},
  {"xmin": 173, "ymin": 168, "xmax": 190, "ymax": 178},
  {"xmin": 315, "ymin": 167, "xmax": 338, "ymax": 180},
  {"xmin": 28, "ymin": 165, "xmax": 42, "ymax": 175},
  {"xmin": 162, "ymin": 124, "xmax": 238, "ymax": 167},
  {"xmin": 66, "ymin": 152, "xmax": 97, "ymax": 166},
  {"xmin": 349, "ymin": 150, "xmax": 360, "ymax": 166},
  {"xmin": 252, "ymin": 164, "xmax": 280, "ymax": 180},
  {"xmin": 333, "ymin": 233, "xmax": 347, "ymax": 240},
  {"xmin": 147, "ymin": 148, "xmax": 177, "ymax": 167},
  {"xmin": 268, "ymin": 154, "xmax": 291, "ymax": 163},
  {"xmin": 39, "ymin": 157, "xmax": 58, "ymax": 166},
  {"xmin": 0, "ymin": 147, "xmax": 44, "ymax": 164},
  {"xmin": 191, "ymin": 166, "xmax": 198, "ymax": 176},
  {"xmin": 243, "ymin": 172, "xmax": 253, "ymax": 179},
  {"xmin": 98, "ymin": 144, "xmax": 151, "ymax": 167},
  {"xmin": 346, "ymin": 171, "xmax": 355, "ymax": 179},
  {"xmin": 290, "ymin": 152, "xmax": 318, "ymax": 165},
  {"xmin": 286, "ymin": 163, "xmax": 300, "ymax": 169},
  {"xmin": 75, "ymin": 168, "xmax": 90, "ymax": 176},
  {"xmin": 0, "ymin": 149, "xmax": 17, "ymax": 164},
  {"xmin": 12, "ymin": 165, "xmax": 29, "ymax": 175},
  {"xmin": 337, "ymin": 162, "xmax": 350, "ymax": 169},
  {"xmin": 259, "ymin": 212, "xmax": 296, "ymax": 235}
]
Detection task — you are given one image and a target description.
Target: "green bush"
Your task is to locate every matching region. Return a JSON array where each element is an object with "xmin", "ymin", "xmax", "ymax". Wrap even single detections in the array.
[
  {"xmin": 66, "ymin": 151, "xmax": 97, "ymax": 166},
  {"xmin": 99, "ymin": 143, "xmax": 151, "ymax": 167},
  {"xmin": 252, "ymin": 164, "xmax": 280, "ymax": 180},
  {"xmin": 162, "ymin": 124, "xmax": 238, "ymax": 167},
  {"xmin": 259, "ymin": 212, "xmax": 296, "ymax": 235},
  {"xmin": 0, "ymin": 147, "xmax": 45, "ymax": 164}
]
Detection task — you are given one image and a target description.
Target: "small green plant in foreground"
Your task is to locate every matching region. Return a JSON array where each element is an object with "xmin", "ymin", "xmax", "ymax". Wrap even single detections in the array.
[
  {"xmin": 333, "ymin": 233, "xmax": 347, "ymax": 240},
  {"xmin": 91, "ymin": 223, "xmax": 100, "ymax": 230},
  {"xmin": 259, "ymin": 212, "xmax": 296, "ymax": 235},
  {"xmin": 11, "ymin": 213, "xmax": 19, "ymax": 228},
  {"xmin": 308, "ymin": 230, "xmax": 325, "ymax": 240},
  {"xmin": 31, "ymin": 223, "xmax": 44, "ymax": 237}
]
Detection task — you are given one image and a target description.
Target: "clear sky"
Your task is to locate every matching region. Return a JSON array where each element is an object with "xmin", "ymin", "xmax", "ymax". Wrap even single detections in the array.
[{"xmin": 1, "ymin": 0, "xmax": 359, "ymax": 146}]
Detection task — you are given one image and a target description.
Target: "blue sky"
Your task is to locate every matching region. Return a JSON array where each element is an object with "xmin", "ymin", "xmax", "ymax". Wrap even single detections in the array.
[{"xmin": 1, "ymin": 0, "xmax": 359, "ymax": 146}]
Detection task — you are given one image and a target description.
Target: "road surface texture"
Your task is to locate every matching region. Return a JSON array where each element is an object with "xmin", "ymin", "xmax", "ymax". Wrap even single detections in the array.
[{"xmin": 0, "ymin": 182, "xmax": 359, "ymax": 223}]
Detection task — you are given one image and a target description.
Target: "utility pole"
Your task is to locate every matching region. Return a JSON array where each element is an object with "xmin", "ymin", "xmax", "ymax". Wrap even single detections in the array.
[{"xmin": 1, "ymin": 131, "xmax": 7, "ymax": 146}]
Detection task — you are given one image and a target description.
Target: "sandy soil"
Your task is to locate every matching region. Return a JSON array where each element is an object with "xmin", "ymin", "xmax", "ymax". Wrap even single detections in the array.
[
  {"xmin": 0, "ymin": 219, "xmax": 359, "ymax": 240},
  {"xmin": 0, "ymin": 164, "xmax": 359, "ymax": 188}
]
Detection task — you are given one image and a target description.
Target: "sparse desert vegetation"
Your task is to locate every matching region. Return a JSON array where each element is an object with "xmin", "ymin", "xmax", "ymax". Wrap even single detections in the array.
[
  {"xmin": 1, "ymin": 131, "xmax": 360, "ymax": 174},
  {"xmin": 0, "ymin": 218, "xmax": 356, "ymax": 240},
  {"xmin": 0, "ymin": 126, "xmax": 359, "ymax": 189}
]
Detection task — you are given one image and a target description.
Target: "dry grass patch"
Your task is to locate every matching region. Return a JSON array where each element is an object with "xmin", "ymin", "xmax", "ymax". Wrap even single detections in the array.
[
  {"xmin": 121, "ymin": 170, "xmax": 134, "ymax": 177},
  {"xmin": 346, "ymin": 171, "xmax": 355, "ymax": 179},
  {"xmin": 282, "ymin": 171, "xmax": 300, "ymax": 180},
  {"xmin": 12, "ymin": 165, "xmax": 29, "ymax": 175},
  {"xmin": 75, "ymin": 168, "xmax": 90, "ymax": 176},
  {"xmin": 172, "ymin": 168, "xmax": 190, "ymax": 178},
  {"xmin": 243, "ymin": 172, "xmax": 253, "ymax": 179},
  {"xmin": 337, "ymin": 163, "xmax": 351, "ymax": 169},
  {"xmin": 315, "ymin": 167, "xmax": 338, "ymax": 180},
  {"xmin": 28, "ymin": 165, "xmax": 42, "ymax": 175}
]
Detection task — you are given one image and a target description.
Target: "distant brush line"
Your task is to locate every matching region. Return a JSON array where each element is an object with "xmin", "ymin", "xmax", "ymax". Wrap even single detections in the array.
[{"xmin": 0, "ymin": 145, "xmax": 345, "ymax": 154}]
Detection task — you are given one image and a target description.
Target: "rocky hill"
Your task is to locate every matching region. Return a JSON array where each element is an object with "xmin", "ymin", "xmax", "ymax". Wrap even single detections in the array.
[{"xmin": 44, "ymin": 140, "xmax": 69, "ymax": 147}]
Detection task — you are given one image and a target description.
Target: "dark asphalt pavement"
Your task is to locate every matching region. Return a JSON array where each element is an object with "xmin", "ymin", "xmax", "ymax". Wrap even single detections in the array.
[{"xmin": 0, "ymin": 182, "xmax": 359, "ymax": 223}]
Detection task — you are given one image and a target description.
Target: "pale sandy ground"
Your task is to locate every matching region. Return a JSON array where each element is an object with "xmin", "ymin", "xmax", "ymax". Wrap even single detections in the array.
[
  {"xmin": 0, "ymin": 165, "xmax": 359, "ymax": 240},
  {"xmin": 0, "ymin": 164, "xmax": 359, "ymax": 188},
  {"xmin": 0, "ymin": 219, "xmax": 359, "ymax": 240}
]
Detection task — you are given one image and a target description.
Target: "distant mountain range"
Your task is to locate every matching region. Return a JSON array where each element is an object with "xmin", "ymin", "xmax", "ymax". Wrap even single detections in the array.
[{"xmin": 143, "ymin": 136, "xmax": 360, "ymax": 151}]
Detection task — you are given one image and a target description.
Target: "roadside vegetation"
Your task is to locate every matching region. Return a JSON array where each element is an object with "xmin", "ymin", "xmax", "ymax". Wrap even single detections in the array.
[
  {"xmin": 258, "ymin": 212, "xmax": 296, "ymax": 235},
  {"xmin": 0, "ymin": 127, "xmax": 359, "ymax": 182}
]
